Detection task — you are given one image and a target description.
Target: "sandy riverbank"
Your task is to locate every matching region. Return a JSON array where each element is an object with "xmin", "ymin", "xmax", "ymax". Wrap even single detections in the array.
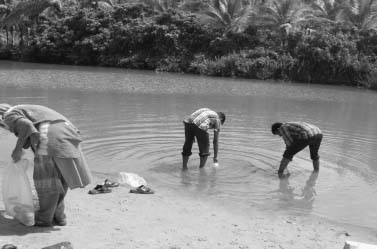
[{"xmin": 1, "ymin": 170, "xmax": 377, "ymax": 249}]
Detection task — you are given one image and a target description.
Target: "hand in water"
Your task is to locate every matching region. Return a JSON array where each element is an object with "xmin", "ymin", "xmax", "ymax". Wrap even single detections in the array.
[{"xmin": 213, "ymin": 158, "xmax": 219, "ymax": 167}]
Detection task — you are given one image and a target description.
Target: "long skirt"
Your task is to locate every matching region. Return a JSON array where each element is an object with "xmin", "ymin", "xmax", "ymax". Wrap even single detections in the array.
[{"xmin": 33, "ymin": 121, "xmax": 92, "ymax": 225}]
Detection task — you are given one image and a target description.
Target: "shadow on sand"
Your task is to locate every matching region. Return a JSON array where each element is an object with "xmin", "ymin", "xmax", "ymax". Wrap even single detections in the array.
[{"xmin": 0, "ymin": 211, "xmax": 59, "ymax": 236}]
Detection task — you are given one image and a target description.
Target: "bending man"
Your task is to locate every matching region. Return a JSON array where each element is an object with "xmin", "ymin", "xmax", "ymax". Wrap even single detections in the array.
[
  {"xmin": 182, "ymin": 108, "xmax": 225, "ymax": 170},
  {"xmin": 271, "ymin": 122, "xmax": 322, "ymax": 178}
]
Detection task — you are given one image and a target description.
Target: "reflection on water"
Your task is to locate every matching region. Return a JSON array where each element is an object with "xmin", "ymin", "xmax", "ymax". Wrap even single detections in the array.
[
  {"xmin": 277, "ymin": 172, "xmax": 319, "ymax": 212},
  {"xmin": 1, "ymin": 61, "xmax": 377, "ymax": 229},
  {"xmin": 180, "ymin": 168, "xmax": 219, "ymax": 192}
]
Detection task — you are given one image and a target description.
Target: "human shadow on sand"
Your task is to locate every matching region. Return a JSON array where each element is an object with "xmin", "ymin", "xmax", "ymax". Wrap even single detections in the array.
[{"xmin": 0, "ymin": 211, "xmax": 59, "ymax": 236}]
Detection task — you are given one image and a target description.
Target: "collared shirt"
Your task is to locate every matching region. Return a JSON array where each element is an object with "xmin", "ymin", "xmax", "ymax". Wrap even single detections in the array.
[
  {"xmin": 279, "ymin": 122, "xmax": 321, "ymax": 146},
  {"xmin": 183, "ymin": 108, "xmax": 221, "ymax": 132}
]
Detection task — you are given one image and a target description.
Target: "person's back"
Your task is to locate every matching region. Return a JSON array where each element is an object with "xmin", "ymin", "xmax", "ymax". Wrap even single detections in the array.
[
  {"xmin": 279, "ymin": 122, "xmax": 321, "ymax": 145},
  {"xmin": 184, "ymin": 108, "xmax": 221, "ymax": 132},
  {"xmin": 4, "ymin": 104, "xmax": 69, "ymax": 125}
]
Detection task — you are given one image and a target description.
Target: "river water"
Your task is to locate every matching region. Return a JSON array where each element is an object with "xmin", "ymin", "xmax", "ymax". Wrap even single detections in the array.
[{"xmin": 0, "ymin": 61, "xmax": 376, "ymax": 230}]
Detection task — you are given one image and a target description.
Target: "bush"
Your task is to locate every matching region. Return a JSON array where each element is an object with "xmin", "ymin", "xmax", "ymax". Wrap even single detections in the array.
[
  {"xmin": 189, "ymin": 50, "xmax": 282, "ymax": 80},
  {"xmin": 357, "ymin": 30, "xmax": 377, "ymax": 58},
  {"xmin": 291, "ymin": 31, "xmax": 367, "ymax": 85},
  {"xmin": 188, "ymin": 53, "xmax": 238, "ymax": 77},
  {"xmin": 0, "ymin": 47, "xmax": 14, "ymax": 60},
  {"xmin": 354, "ymin": 62, "xmax": 377, "ymax": 89},
  {"xmin": 366, "ymin": 67, "xmax": 377, "ymax": 90},
  {"xmin": 276, "ymin": 53, "xmax": 295, "ymax": 81},
  {"xmin": 156, "ymin": 56, "xmax": 183, "ymax": 72},
  {"xmin": 236, "ymin": 55, "xmax": 279, "ymax": 80}
]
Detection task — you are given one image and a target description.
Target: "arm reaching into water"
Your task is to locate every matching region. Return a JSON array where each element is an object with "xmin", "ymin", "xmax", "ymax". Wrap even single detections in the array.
[
  {"xmin": 278, "ymin": 157, "xmax": 291, "ymax": 178},
  {"xmin": 213, "ymin": 130, "xmax": 219, "ymax": 163}
]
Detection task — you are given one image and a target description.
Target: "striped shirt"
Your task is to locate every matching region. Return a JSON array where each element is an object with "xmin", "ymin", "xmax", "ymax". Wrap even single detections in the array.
[
  {"xmin": 184, "ymin": 108, "xmax": 221, "ymax": 132},
  {"xmin": 279, "ymin": 122, "xmax": 321, "ymax": 146}
]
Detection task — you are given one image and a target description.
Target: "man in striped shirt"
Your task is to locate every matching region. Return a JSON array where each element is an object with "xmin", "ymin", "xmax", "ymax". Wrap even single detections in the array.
[
  {"xmin": 271, "ymin": 122, "xmax": 323, "ymax": 178},
  {"xmin": 182, "ymin": 108, "xmax": 226, "ymax": 170}
]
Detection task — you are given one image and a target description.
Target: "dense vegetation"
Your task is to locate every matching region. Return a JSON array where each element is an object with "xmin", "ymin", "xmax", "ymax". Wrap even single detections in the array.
[{"xmin": 1, "ymin": 0, "xmax": 377, "ymax": 89}]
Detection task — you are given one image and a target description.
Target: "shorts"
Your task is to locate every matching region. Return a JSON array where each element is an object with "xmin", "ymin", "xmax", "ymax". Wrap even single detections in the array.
[{"xmin": 283, "ymin": 134, "xmax": 323, "ymax": 161}]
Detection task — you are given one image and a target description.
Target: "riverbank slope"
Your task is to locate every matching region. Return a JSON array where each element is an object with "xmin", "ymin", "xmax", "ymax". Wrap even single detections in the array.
[{"xmin": 0, "ymin": 168, "xmax": 376, "ymax": 249}]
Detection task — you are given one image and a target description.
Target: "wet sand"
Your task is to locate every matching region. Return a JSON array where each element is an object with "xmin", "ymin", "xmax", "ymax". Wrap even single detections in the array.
[{"xmin": 1, "ymin": 169, "xmax": 377, "ymax": 249}]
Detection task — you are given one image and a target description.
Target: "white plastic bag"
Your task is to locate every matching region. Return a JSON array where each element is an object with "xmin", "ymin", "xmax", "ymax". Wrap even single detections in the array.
[
  {"xmin": 2, "ymin": 158, "xmax": 35, "ymax": 226},
  {"xmin": 118, "ymin": 172, "xmax": 147, "ymax": 188}
]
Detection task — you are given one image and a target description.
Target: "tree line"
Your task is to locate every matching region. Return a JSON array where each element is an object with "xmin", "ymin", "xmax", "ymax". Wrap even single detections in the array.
[{"xmin": 0, "ymin": 0, "xmax": 377, "ymax": 89}]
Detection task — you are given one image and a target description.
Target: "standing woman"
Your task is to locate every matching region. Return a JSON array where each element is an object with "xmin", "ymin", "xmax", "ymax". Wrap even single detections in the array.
[{"xmin": 0, "ymin": 103, "xmax": 92, "ymax": 227}]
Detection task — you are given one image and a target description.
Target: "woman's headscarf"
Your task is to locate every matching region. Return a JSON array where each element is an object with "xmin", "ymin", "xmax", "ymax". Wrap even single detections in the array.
[{"xmin": 0, "ymin": 103, "xmax": 11, "ymax": 118}]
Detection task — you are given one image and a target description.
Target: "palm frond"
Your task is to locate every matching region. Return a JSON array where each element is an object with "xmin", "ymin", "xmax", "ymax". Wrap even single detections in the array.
[
  {"xmin": 338, "ymin": 0, "xmax": 377, "ymax": 29},
  {"xmin": 258, "ymin": 0, "xmax": 313, "ymax": 30},
  {"xmin": 203, "ymin": 0, "xmax": 255, "ymax": 32}
]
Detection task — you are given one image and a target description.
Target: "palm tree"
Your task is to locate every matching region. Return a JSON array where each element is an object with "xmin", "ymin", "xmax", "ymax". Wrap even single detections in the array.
[
  {"xmin": 337, "ymin": 0, "xmax": 377, "ymax": 30},
  {"xmin": 203, "ymin": 0, "xmax": 257, "ymax": 32},
  {"xmin": 0, "ymin": 3, "xmax": 10, "ymax": 44},
  {"xmin": 0, "ymin": 0, "xmax": 62, "ymax": 46},
  {"xmin": 310, "ymin": 0, "xmax": 345, "ymax": 23},
  {"xmin": 2, "ymin": 0, "xmax": 61, "ymax": 26},
  {"xmin": 258, "ymin": 0, "xmax": 312, "ymax": 34}
]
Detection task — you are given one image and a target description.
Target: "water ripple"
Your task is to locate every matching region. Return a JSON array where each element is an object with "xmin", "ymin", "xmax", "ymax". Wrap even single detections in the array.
[{"xmin": 2, "ymin": 61, "xmax": 377, "ymax": 229}]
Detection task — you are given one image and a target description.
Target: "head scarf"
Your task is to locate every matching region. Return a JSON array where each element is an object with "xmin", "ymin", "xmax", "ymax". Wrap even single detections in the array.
[{"xmin": 0, "ymin": 103, "xmax": 11, "ymax": 118}]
